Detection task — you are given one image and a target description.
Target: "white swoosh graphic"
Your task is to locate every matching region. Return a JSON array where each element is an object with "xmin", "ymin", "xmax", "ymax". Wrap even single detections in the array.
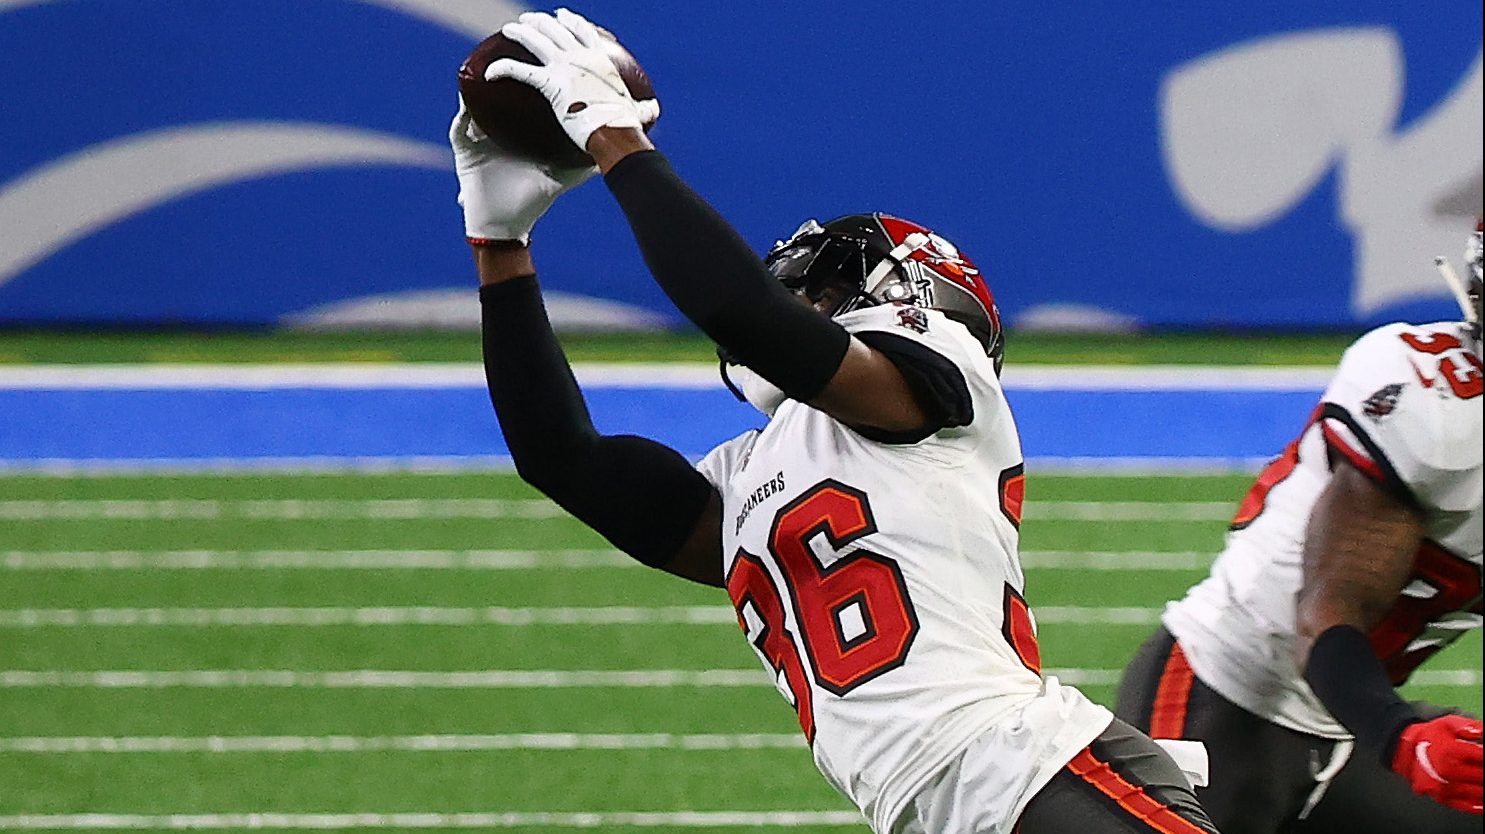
[
  {"xmin": 0, "ymin": 0, "xmax": 528, "ymax": 292},
  {"xmin": 1162, "ymin": 28, "xmax": 1401, "ymax": 230},
  {"xmin": 282, "ymin": 289, "xmax": 673, "ymax": 332},
  {"xmin": 0, "ymin": 0, "xmax": 523, "ymax": 36},
  {"xmin": 352, "ymin": 0, "xmax": 524, "ymax": 39},
  {"xmin": 0, "ymin": 123, "xmax": 448, "ymax": 287}
]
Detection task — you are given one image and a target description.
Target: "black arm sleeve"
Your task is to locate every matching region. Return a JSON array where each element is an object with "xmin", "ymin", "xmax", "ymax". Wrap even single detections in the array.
[
  {"xmin": 1304, "ymin": 624, "xmax": 1421, "ymax": 762},
  {"xmin": 479, "ymin": 277, "xmax": 716, "ymax": 570},
  {"xmin": 604, "ymin": 151, "xmax": 850, "ymax": 402},
  {"xmin": 853, "ymin": 331, "xmax": 973, "ymax": 443}
]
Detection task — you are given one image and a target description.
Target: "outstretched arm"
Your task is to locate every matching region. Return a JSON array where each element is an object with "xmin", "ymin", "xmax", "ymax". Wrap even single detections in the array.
[
  {"xmin": 488, "ymin": 10, "xmax": 948, "ymax": 436},
  {"xmin": 588, "ymin": 131, "xmax": 940, "ymax": 435},
  {"xmin": 451, "ymin": 80, "xmax": 721, "ymax": 587},
  {"xmin": 474, "ymin": 244, "xmax": 723, "ymax": 588}
]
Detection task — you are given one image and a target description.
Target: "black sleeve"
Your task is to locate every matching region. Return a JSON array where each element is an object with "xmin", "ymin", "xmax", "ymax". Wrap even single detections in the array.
[
  {"xmin": 604, "ymin": 150, "xmax": 850, "ymax": 402},
  {"xmin": 479, "ymin": 277, "xmax": 716, "ymax": 570},
  {"xmin": 1304, "ymin": 624, "xmax": 1420, "ymax": 763},
  {"xmin": 853, "ymin": 331, "xmax": 974, "ymax": 443}
]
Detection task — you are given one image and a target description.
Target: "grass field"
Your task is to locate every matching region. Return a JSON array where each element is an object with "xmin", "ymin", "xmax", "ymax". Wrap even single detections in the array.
[
  {"xmin": 0, "ymin": 469, "xmax": 1479, "ymax": 831},
  {"xmin": 0, "ymin": 329, "xmax": 1360, "ymax": 366}
]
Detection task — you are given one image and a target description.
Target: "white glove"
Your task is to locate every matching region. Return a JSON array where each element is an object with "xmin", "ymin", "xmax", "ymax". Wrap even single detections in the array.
[
  {"xmin": 450, "ymin": 95, "xmax": 595, "ymax": 244},
  {"xmin": 485, "ymin": 8, "xmax": 661, "ymax": 155}
]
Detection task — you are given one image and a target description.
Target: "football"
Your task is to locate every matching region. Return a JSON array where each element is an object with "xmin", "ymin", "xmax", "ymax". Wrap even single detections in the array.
[{"xmin": 457, "ymin": 26, "xmax": 658, "ymax": 169}]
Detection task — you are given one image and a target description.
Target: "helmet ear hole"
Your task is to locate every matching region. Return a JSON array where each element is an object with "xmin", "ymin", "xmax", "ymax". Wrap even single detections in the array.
[{"xmin": 881, "ymin": 281, "xmax": 914, "ymax": 302}]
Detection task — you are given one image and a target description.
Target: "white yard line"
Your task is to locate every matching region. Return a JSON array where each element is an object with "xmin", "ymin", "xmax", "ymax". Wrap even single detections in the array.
[
  {"xmin": 0, "ymin": 455, "xmax": 1268, "ymax": 475},
  {"xmin": 0, "ymin": 668, "xmax": 1474, "ymax": 689},
  {"xmin": 0, "ymin": 550, "xmax": 634, "ymax": 570},
  {"xmin": 1022, "ymin": 550, "xmax": 1215, "ymax": 570},
  {"xmin": 0, "ymin": 811, "xmax": 866, "ymax": 830},
  {"xmin": 0, "ymin": 605, "xmax": 1161, "ymax": 628},
  {"xmin": 0, "ymin": 362, "xmax": 1334, "ymax": 391},
  {"xmin": 0, "ymin": 363, "xmax": 723, "ymax": 390},
  {"xmin": 1032, "ymin": 607, "xmax": 1161, "ymax": 625},
  {"xmin": 1001, "ymin": 366, "xmax": 1333, "ymax": 391},
  {"xmin": 1029, "ymin": 502, "xmax": 1234, "ymax": 521},
  {"xmin": 1025, "ymin": 456, "xmax": 1266, "ymax": 474},
  {"xmin": 0, "ymin": 670, "xmax": 776, "ymax": 688},
  {"xmin": 0, "ymin": 606, "xmax": 740, "ymax": 627},
  {"xmin": 0, "ymin": 498, "xmax": 567, "ymax": 521},
  {"xmin": 0, "ymin": 549, "xmax": 1214, "ymax": 571},
  {"xmin": 0, "ymin": 733, "xmax": 808, "ymax": 753},
  {"xmin": 0, "ymin": 497, "xmax": 1234, "ymax": 522},
  {"xmin": 0, "ymin": 455, "xmax": 524, "ymax": 475}
]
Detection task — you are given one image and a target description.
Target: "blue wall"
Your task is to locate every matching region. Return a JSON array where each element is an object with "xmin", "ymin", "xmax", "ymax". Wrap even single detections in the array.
[
  {"xmin": 0, "ymin": 385, "xmax": 1319, "ymax": 469},
  {"xmin": 0, "ymin": 0, "xmax": 1479, "ymax": 329}
]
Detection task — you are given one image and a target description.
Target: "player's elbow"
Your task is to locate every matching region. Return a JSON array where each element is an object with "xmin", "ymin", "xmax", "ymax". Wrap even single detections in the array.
[
  {"xmin": 1293, "ymin": 600, "xmax": 1329, "ymax": 664},
  {"xmin": 1295, "ymin": 589, "xmax": 1382, "ymax": 667},
  {"xmin": 1293, "ymin": 576, "xmax": 1363, "ymax": 662},
  {"xmin": 512, "ymin": 452, "xmax": 579, "ymax": 500},
  {"xmin": 507, "ymin": 433, "xmax": 597, "ymax": 501}
]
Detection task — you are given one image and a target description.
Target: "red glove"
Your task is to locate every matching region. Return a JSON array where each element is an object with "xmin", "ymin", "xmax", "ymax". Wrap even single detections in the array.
[{"xmin": 1391, "ymin": 715, "xmax": 1484, "ymax": 815}]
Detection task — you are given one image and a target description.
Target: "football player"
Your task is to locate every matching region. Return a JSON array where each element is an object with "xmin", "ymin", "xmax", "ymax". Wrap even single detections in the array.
[
  {"xmin": 455, "ymin": 8, "xmax": 1220, "ymax": 834},
  {"xmin": 1116, "ymin": 220, "xmax": 1484, "ymax": 833}
]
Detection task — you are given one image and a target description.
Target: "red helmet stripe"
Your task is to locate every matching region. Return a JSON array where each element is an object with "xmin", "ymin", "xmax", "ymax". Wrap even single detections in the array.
[{"xmin": 875, "ymin": 215, "xmax": 998, "ymax": 318}]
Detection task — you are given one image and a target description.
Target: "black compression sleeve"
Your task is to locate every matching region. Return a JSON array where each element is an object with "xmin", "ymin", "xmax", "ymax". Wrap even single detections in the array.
[
  {"xmin": 604, "ymin": 151, "xmax": 850, "ymax": 402},
  {"xmin": 854, "ymin": 331, "xmax": 973, "ymax": 442},
  {"xmin": 1303, "ymin": 624, "xmax": 1421, "ymax": 762},
  {"xmin": 479, "ymin": 278, "xmax": 715, "ymax": 570}
]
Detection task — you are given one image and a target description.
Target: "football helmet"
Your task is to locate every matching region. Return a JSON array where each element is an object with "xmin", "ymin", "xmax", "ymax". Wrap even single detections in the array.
[
  {"xmin": 1468, "ymin": 218, "xmax": 1483, "ymax": 341},
  {"xmin": 1436, "ymin": 218, "xmax": 1483, "ymax": 345},
  {"xmin": 764, "ymin": 213, "xmax": 1006, "ymax": 374}
]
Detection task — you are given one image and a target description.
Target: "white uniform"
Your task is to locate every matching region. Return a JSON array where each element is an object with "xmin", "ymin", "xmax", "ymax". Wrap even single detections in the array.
[
  {"xmin": 1164, "ymin": 322, "xmax": 1484, "ymax": 739},
  {"xmin": 697, "ymin": 304, "xmax": 1112, "ymax": 834}
]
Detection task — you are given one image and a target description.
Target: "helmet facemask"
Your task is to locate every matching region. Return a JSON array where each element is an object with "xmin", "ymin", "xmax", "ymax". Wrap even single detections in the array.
[
  {"xmin": 766, "ymin": 233, "xmax": 882, "ymax": 318},
  {"xmin": 721, "ymin": 214, "xmax": 1007, "ymax": 413},
  {"xmin": 1467, "ymin": 222, "xmax": 1483, "ymax": 343},
  {"xmin": 1435, "ymin": 219, "xmax": 1483, "ymax": 349},
  {"xmin": 763, "ymin": 216, "xmax": 1004, "ymax": 374}
]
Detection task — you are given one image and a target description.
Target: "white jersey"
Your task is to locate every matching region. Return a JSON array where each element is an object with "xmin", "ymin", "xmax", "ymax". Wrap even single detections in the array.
[
  {"xmin": 697, "ymin": 305, "xmax": 1111, "ymax": 834},
  {"xmin": 1164, "ymin": 322, "xmax": 1484, "ymax": 739}
]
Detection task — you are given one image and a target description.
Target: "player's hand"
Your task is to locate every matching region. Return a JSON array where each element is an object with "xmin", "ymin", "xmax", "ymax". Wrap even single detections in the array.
[
  {"xmin": 449, "ymin": 95, "xmax": 595, "ymax": 245},
  {"xmin": 1390, "ymin": 714, "xmax": 1483, "ymax": 814},
  {"xmin": 485, "ymin": 8, "xmax": 660, "ymax": 154}
]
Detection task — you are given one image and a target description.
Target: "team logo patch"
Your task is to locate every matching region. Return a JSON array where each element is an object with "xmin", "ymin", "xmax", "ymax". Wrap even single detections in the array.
[
  {"xmin": 1362, "ymin": 383, "xmax": 1405, "ymax": 420},
  {"xmin": 896, "ymin": 307, "xmax": 930, "ymax": 334}
]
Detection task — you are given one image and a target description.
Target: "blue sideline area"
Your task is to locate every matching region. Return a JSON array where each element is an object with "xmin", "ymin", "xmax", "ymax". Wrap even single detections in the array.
[{"xmin": 0, "ymin": 385, "xmax": 1320, "ymax": 469}]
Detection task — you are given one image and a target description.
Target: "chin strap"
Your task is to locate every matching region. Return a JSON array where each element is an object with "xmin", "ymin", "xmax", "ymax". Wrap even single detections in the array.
[
  {"xmin": 862, "ymin": 232, "xmax": 932, "ymax": 299},
  {"xmin": 829, "ymin": 289, "xmax": 886, "ymax": 319},
  {"xmin": 718, "ymin": 356, "xmax": 746, "ymax": 403}
]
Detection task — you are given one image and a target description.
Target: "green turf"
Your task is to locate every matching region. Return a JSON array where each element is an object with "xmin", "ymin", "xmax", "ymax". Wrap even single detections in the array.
[
  {"xmin": 0, "ymin": 329, "xmax": 1359, "ymax": 366},
  {"xmin": 0, "ymin": 688, "xmax": 795, "ymax": 737},
  {"xmin": 0, "ymin": 470, "xmax": 1256, "ymax": 500},
  {"xmin": 2, "ymin": 749, "xmax": 851, "ymax": 814},
  {"xmin": 0, "ymin": 470, "xmax": 1477, "ymax": 831}
]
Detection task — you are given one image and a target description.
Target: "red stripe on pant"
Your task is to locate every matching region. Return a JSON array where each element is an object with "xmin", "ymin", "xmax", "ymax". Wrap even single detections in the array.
[
  {"xmin": 1067, "ymin": 747, "xmax": 1210, "ymax": 834},
  {"xmin": 1150, "ymin": 641, "xmax": 1195, "ymax": 739}
]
